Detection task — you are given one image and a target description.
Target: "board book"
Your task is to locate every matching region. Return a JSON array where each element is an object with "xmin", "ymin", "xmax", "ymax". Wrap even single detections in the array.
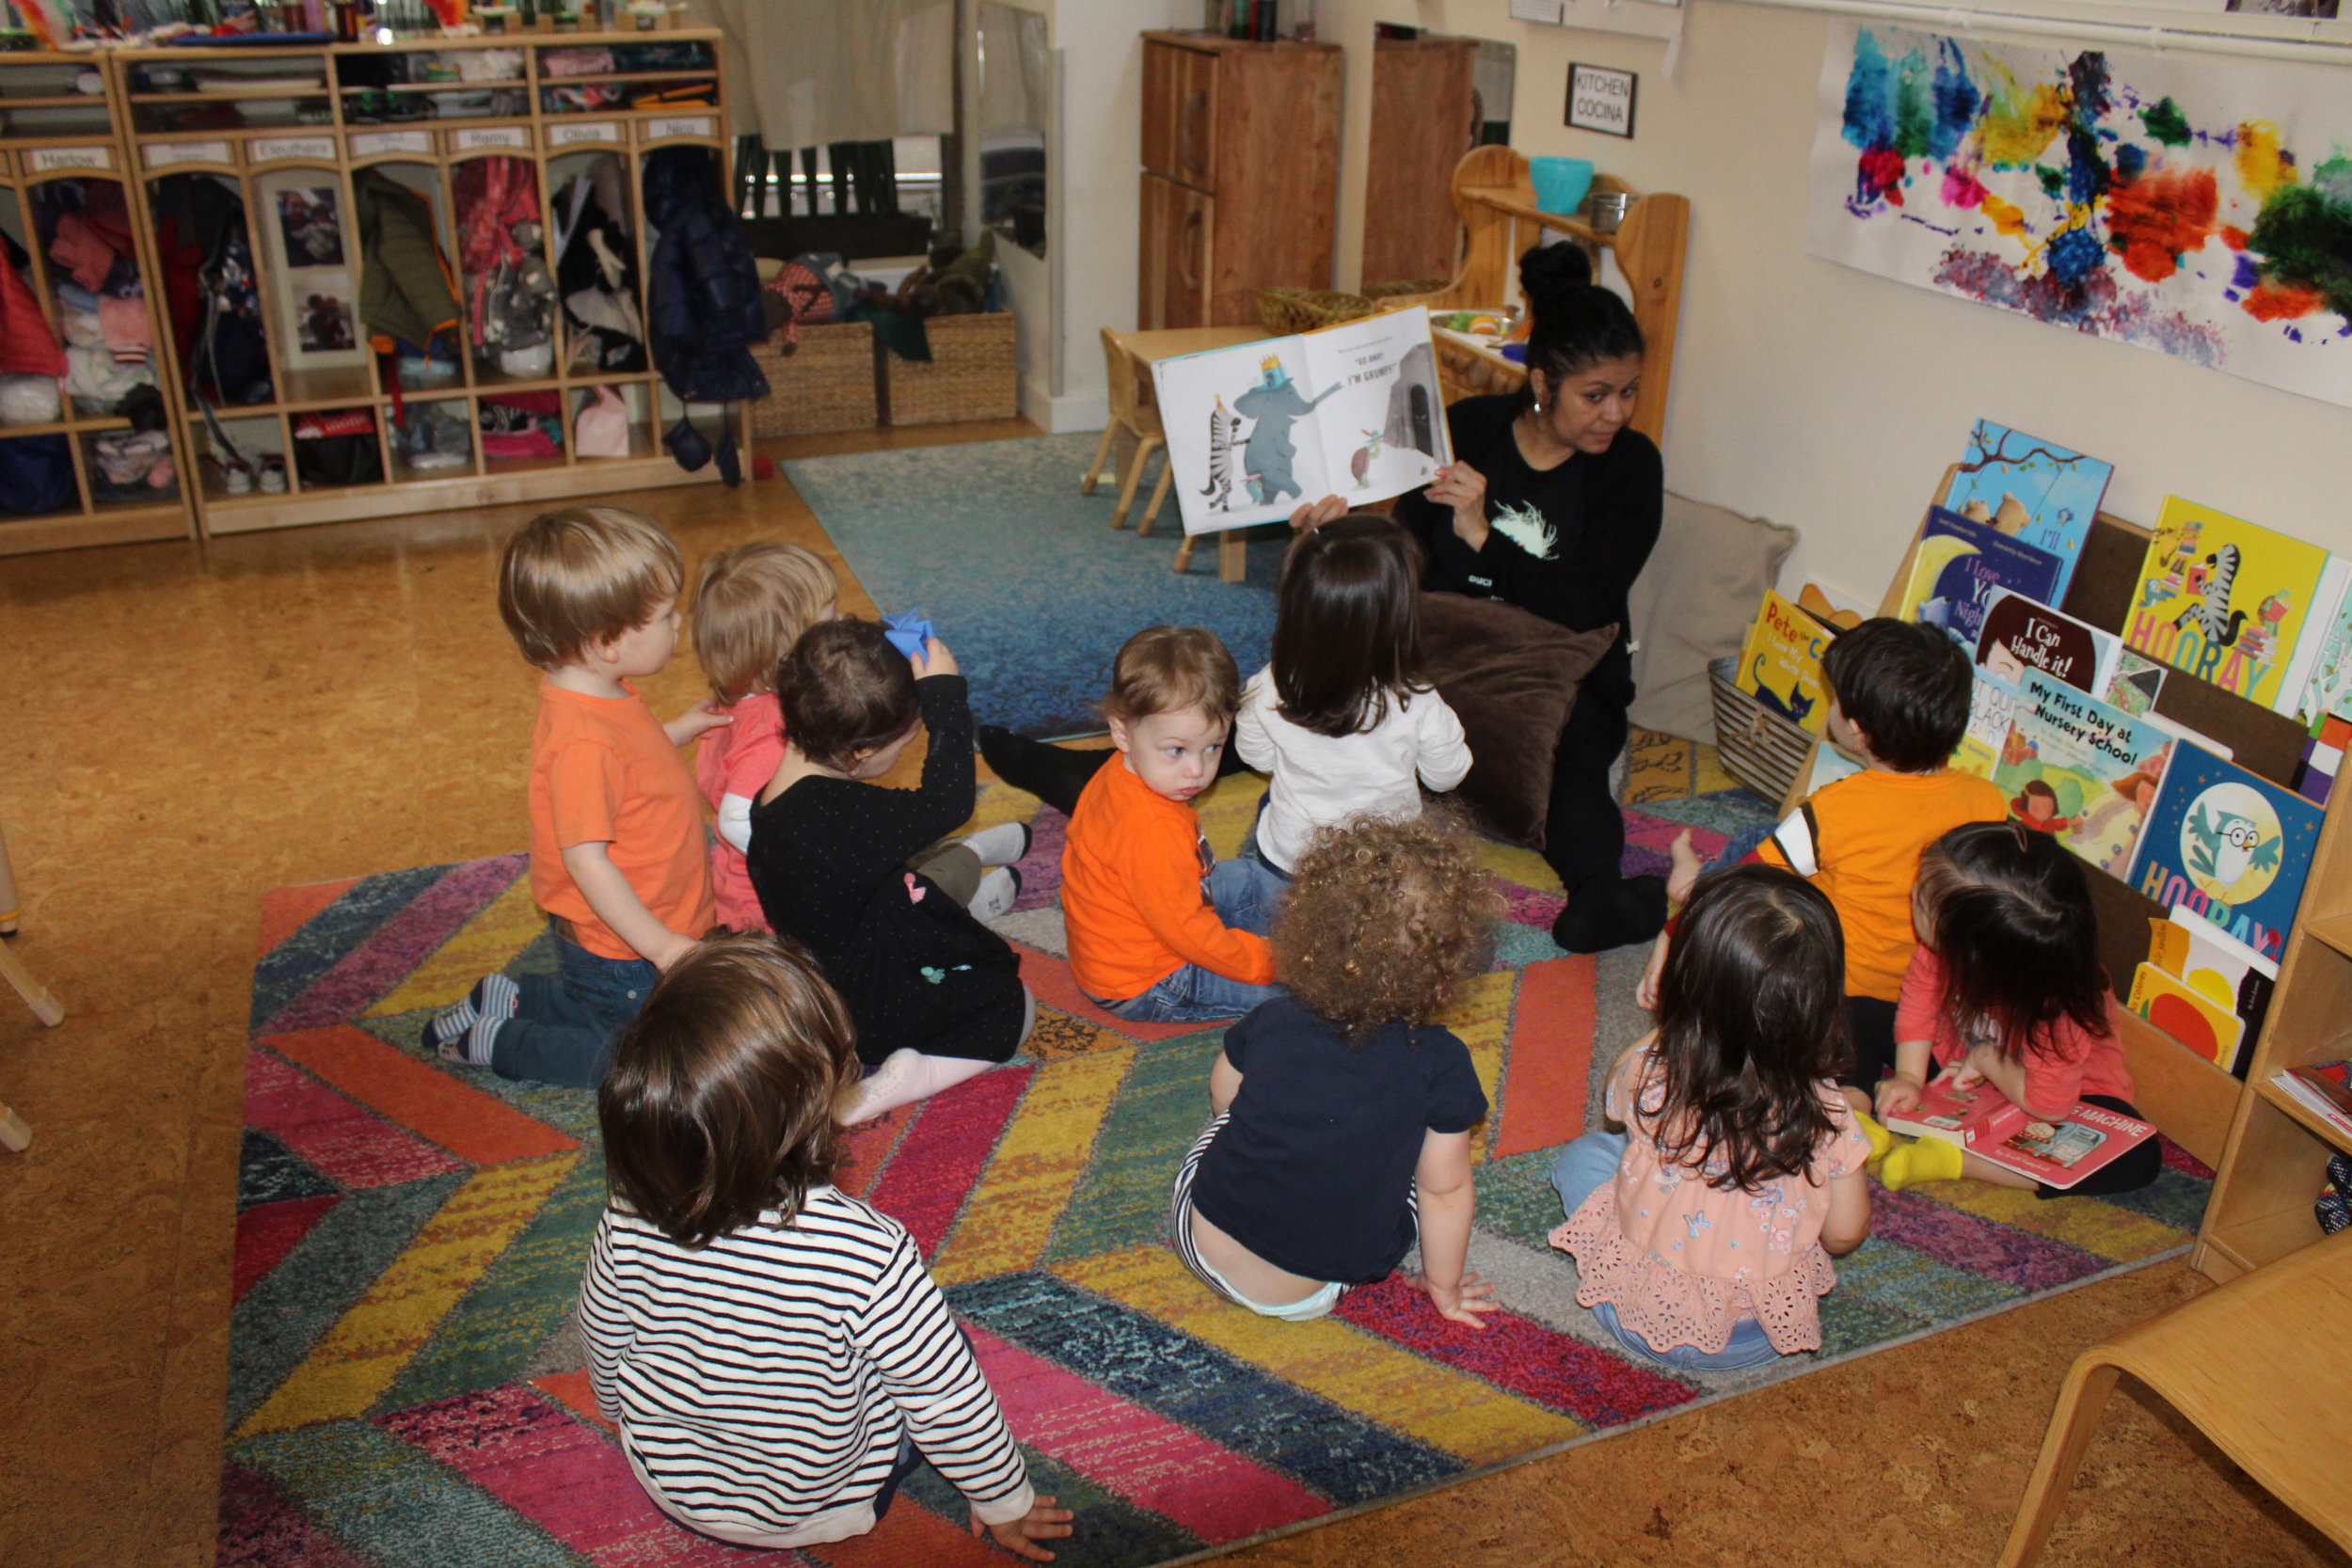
[
  {"xmin": 1153, "ymin": 307, "xmax": 1453, "ymax": 536},
  {"xmin": 2273, "ymin": 1060, "xmax": 2352, "ymax": 1141},
  {"xmin": 1899, "ymin": 508, "xmax": 2064, "ymax": 652},
  {"xmin": 1989, "ymin": 670, "xmax": 2175, "ymax": 879},
  {"xmin": 1946, "ymin": 421, "xmax": 2112, "ymax": 603},
  {"xmin": 2123, "ymin": 496, "xmax": 2331, "ymax": 716},
  {"xmin": 2292, "ymin": 566, "xmax": 2352, "ymax": 730},
  {"xmin": 1884, "ymin": 1071, "xmax": 2157, "ymax": 1189},
  {"xmin": 2127, "ymin": 962, "xmax": 2246, "ymax": 1075},
  {"xmin": 2127, "ymin": 740, "xmax": 2326, "ymax": 964},
  {"xmin": 1734, "ymin": 589, "xmax": 1836, "ymax": 735},
  {"xmin": 2142, "ymin": 907, "xmax": 2276, "ymax": 1076}
]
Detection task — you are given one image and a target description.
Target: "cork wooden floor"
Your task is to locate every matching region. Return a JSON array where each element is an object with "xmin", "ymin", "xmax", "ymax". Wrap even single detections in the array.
[{"xmin": 0, "ymin": 419, "xmax": 2343, "ymax": 1568}]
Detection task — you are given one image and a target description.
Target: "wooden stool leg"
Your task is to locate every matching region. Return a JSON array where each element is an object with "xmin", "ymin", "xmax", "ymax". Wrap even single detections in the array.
[
  {"xmin": 1218, "ymin": 528, "xmax": 1248, "ymax": 584},
  {"xmin": 1109, "ymin": 436, "xmax": 1159, "ymax": 531},
  {"xmin": 0, "ymin": 1101, "xmax": 27, "ymax": 1152},
  {"xmin": 1080, "ymin": 424, "xmax": 1117, "ymax": 496},
  {"xmin": 1999, "ymin": 1357, "xmax": 2124, "ymax": 1568},
  {"xmin": 0, "ymin": 939, "xmax": 64, "ymax": 1027},
  {"xmin": 1136, "ymin": 452, "xmax": 1175, "ymax": 538},
  {"xmin": 1173, "ymin": 531, "xmax": 1198, "ymax": 574}
]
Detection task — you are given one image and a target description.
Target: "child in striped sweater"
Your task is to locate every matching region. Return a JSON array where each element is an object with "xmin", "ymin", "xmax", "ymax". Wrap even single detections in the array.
[{"xmin": 579, "ymin": 937, "xmax": 1073, "ymax": 1558}]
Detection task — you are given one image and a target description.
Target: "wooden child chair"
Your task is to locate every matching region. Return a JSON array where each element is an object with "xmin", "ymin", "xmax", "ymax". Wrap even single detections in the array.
[
  {"xmin": 0, "ymin": 816, "xmax": 60, "ymax": 1154},
  {"xmin": 1999, "ymin": 1226, "xmax": 2352, "ymax": 1565},
  {"xmin": 1079, "ymin": 328, "xmax": 1175, "ymax": 537}
]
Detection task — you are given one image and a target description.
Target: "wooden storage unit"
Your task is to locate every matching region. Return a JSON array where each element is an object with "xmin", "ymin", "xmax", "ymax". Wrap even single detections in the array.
[
  {"xmin": 887, "ymin": 311, "xmax": 1017, "ymax": 425},
  {"xmin": 748, "ymin": 322, "xmax": 876, "ymax": 437},
  {"xmin": 1779, "ymin": 470, "xmax": 2352, "ymax": 1203},
  {"xmin": 0, "ymin": 52, "xmax": 196, "ymax": 556},
  {"xmin": 1360, "ymin": 34, "xmax": 1479, "ymax": 289},
  {"xmin": 1137, "ymin": 32, "xmax": 1339, "ymax": 330},
  {"xmin": 110, "ymin": 30, "xmax": 743, "ymax": 538}
]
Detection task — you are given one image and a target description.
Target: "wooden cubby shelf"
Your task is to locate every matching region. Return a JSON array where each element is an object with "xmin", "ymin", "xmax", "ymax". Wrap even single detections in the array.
[{"xmin": 0, "ymin": 26, "xmax": 740, "ymax": 553}]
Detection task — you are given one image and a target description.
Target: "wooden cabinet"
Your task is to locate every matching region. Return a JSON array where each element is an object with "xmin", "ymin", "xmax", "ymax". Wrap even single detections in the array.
[
  {"xmin": 1137, "ymin": 32, "xmax": 1338, "ymax": 329},
  {"xmin": 1361, "ymin": 36, "xmax": 1480, "ymax": 288}
]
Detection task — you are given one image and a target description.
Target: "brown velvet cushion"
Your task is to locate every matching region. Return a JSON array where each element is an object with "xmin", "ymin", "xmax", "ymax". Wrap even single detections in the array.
[{"xmin": 1418, "ymin": 591, "xmax": 1616, "ymax": 851}]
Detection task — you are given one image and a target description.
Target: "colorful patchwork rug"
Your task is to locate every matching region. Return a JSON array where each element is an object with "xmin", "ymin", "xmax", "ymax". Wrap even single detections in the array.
[{"xmin": 221, "ymin": 756, "xmax": 2212, "ymax": 1568}]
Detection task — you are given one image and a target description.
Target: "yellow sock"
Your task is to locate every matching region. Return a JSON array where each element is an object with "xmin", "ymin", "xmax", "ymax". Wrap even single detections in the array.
[
  {"xmin": 1880, "ymin": 1135, "xmax": 1966, "ymax": 1190},
  {"xmin": 1854, "ymin": 1113, "xmax": 1893, "ymax": 1164}
]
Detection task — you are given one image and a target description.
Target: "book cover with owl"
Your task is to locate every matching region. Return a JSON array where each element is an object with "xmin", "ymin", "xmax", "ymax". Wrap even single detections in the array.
[
  {"xmin": 2128, "ymin": 742, "xmax": 2325, "ymax": 964},
  {"xmin": 2123, "ymin": 497, "xmax": 2331, "ymax": 714}
]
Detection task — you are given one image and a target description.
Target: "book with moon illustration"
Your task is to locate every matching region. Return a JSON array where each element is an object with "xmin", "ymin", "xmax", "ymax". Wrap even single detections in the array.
[
  {"xmin": 1944, "ymin": 421, "xmax": 2112, "ymax": 603},
  {"xmin": 1152, "ymin": 307, "xmax": 1453, "ymax": 536},
  {"xmin": 2127, "ymin": 741, "xmax": 2325, "ymax": 963},
  {"xmin": 1898, "ymin": 508, "xmax": 2064, "ymax": 652},
  {"xmin": 2122, "ymin": 496, "xmax": 2331, "ymax": 714}
]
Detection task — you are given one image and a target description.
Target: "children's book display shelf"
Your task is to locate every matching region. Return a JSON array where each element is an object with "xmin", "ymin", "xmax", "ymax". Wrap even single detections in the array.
[
  {"xmin": 1782, "ymin": 466, "xmax": 2352, "ymax": 1282},
  {"xmin": 0, "ymin": 51, "xmax": 198, "ymax": 554},
  {"xmin": 72, "ymin": 27, "xmax": 740, "ymax": 546}
]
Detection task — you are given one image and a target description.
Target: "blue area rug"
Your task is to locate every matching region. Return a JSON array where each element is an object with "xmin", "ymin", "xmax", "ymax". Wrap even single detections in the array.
[{"xmin": 785, "ymin": 434, "xmax": 1291, "ymax": 737}]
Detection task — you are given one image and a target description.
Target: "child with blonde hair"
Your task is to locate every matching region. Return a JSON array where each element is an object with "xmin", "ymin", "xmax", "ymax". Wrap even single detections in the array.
[
  {"xmin": 581, "ymin": 937, "xmax": 1073, "ymax": 1558},
  {"xmin": 1171, "ymin": 812, "xmax": 1498, "ymax": 1325},
  {"xmin": 1553, "ymin": 864, "xmax": 1873, "ymax": 1369},
  {"xmin": 690, "ymin": 540, "xmax": 837, "ymax": 932},
  {"xmin": 426, "ymin": 506, "xmax": 724, "ymax": 1087}
]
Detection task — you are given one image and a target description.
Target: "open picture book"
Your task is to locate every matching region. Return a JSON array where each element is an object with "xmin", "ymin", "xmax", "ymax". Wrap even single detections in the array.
[
  {"xmin": 1152, "ymin": 307, "xmax": 1453, "ymax": 536},
  {"xmin": 1883, "ymin": 1069, "xmax": 2157, "ymax": 1189}
]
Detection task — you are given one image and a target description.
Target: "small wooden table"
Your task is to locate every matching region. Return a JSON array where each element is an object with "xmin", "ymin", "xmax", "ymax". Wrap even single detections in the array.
[{"xmin": 1113, "ymin": 325, "xmax": 1268, "ymax": 583}]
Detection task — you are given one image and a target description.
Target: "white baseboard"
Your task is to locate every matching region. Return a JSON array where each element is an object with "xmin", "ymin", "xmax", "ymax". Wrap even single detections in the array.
[{"xmin": 1021, "ymin": 378, "xmax": 1109, "ymax": 435}]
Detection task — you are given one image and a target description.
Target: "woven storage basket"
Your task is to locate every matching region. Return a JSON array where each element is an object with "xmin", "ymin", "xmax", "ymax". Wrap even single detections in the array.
[
  {"xmin": 1361, "ymin": 276, "xmax": 1449, "ymax": 300},
  {"xmin": 1252, "ymin": 287, "xmax": 1375, "ymax": 335},
  {"xmin": 1708, "ymin": 655, "xmax": 1816, "ymax": 805},
  {"xmin": 887, "ymin": 311, "xmax": 1018, "ymax": 425},
  {"xmin": 749, "ymin": 321, "xmax": 877, "ymax": 437}
]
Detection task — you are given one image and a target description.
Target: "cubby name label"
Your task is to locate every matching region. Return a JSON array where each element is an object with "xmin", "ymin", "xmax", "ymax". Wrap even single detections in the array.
[
  {"xmin": 249, "ymin": 137, "xmax": 338, "ymax": 163},
  {"xmin": 644, "ymin": 117, "xmax": 715, "ymax": 141},
  {"xmin": 454, "ymin": 128, "xmax": 530, "ymax": 150},
  {"xmin": 28, "ymin": 147, "xmax": 111, "ymax": 171},
  {"xmin": 144, "ymin": 141, "xmax": 233, "ymax": 168},
  {"xmin": 548, "ymin": 122, "xmax": 621, "ymax": 146},
  {"xmin": 349, "ymin": 131, "xmax": 434, "ymax": 157}
]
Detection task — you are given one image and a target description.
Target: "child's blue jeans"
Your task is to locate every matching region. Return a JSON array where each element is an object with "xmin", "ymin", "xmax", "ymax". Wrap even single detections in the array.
[
  {"xmin": 489, "ymin": 923, "xmax": 660, "ymax": 1089},
  {"xmin": 1105, "ymin": 858, "xmax": 1284, "ymax": 1024},
  {"xmin": 1549, "ymin": 1127, "xmax": 1783, "ymax": 1372}
]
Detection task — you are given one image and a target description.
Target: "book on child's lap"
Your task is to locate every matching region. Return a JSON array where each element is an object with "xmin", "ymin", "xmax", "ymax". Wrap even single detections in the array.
[{"xmin": 1883, "ymin": 1070, "xmax": 2156, "ymax": 1189}]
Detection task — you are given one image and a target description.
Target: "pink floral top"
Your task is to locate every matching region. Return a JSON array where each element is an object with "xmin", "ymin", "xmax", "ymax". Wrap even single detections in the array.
[
  {"xmin": 1550, "ymin": 1048, "xmax": 1872, "ymax": 1354},
  {"xmin": 692, "ymin": 691, "xmax": 787, "ymax": 934}
]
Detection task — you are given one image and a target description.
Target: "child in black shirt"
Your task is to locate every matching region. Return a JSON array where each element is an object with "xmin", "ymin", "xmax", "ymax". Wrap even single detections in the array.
[{"xmin": 1170, "ymin": 811, "xmax": 1500, "ymax": 1326}]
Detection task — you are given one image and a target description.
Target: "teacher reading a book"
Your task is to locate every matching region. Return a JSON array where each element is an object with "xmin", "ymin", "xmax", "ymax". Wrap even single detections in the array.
[{"xmin": 1290, "ymin": 244, "xmax": 1665, "ymax": 954}]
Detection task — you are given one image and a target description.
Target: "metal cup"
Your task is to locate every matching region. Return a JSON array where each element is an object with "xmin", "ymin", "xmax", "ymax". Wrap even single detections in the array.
[{"xmin": 1584, "ymin": 190, "xmax": 1632, "ymax": 234}]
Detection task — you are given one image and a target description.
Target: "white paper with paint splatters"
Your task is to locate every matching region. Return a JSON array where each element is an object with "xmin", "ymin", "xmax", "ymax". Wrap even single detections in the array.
[
  {"xmin": 1808, "ymin": 20, "xmax": 2352, "ymax": 409},
  {"xmin": 1152, "ymin": 308, "xmax": 1454, "ymax": 536}
]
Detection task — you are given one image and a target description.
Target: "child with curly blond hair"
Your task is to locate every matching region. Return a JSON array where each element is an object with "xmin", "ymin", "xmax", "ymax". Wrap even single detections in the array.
[{"xmin": 1168, "ymin": 811, "xmax": 1501, "ymax": 1327}]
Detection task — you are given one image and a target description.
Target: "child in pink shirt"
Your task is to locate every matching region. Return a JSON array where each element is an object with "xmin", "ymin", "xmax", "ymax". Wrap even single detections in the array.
[
  {"xmin": 1549, "ymin": 864, "xmax": 1873, "ymax": 1369},
  {"xmin": 689, "ymin": 542, "xmax": 837, "ymax": 932}
]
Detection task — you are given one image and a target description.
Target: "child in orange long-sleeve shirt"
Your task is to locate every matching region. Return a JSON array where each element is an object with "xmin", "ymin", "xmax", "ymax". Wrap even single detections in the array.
[{"xmin": 1061, "ymin": 626, "xmax": 1282, "ymax": 1024}]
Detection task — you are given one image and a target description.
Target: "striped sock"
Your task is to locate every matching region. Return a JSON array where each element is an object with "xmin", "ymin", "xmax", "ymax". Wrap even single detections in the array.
[{"xmin": 428, "ymin": 974, "xmax": 518, "ymax": 1066}]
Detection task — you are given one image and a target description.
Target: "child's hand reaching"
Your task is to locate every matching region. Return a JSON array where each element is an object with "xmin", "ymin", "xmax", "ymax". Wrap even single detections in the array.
[
  {"xmin": 664, "ymin": 698, "xmax": 733, "ymax": 747},
  {"xmin": 1406, "ymin": 1269, "xmax": 1500, "ymax": 1329},
  {"xmin": 1873, "ymin": 1072, "xmax": 1926, "ymax": 1122},
  {"xmin": 972, "ymin": 1495, "xmax": 1073, "ymax": 1561},
  {"xmin": 911, "ymin": 636, "xmax": 960, "ymax": 679}
]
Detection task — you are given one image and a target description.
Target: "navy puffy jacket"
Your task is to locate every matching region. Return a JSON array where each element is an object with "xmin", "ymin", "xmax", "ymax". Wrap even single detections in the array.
[{"xmin": 642, "ymin": 146, "xmax": 770, "ymax": 404}]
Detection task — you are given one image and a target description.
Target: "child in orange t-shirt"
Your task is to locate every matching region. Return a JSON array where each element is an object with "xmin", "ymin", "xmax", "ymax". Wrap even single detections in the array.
[
  {"xmin": 688, "ymin": 541, "xmax": 837, "ymax": 932},
  {"xmin": 424, "ymin": 507, "xmax": 727, "ymax": 1087},
  {"xmin": 1061, "ymin": 626, "xmax": 1282, "ymax": 1024},
  {"xmin": 1641, "ymin": 619, "xmax": 2006, "ymax": 1109}
]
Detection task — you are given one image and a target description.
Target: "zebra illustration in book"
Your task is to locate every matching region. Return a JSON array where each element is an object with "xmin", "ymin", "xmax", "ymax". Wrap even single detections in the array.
[
  {"xmin": 2175, "ymin": 543, "xmax": 2250, "ymax": 653},
  {"xmin": 1197, "ymin": 394, "xmax": 1242, "ymax": 512}
]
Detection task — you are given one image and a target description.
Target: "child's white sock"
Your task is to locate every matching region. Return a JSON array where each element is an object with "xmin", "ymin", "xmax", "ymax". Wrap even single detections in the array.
[
  {"xmin": 956, "ymin": 820, "xmax": 1031, "ymax": 867},
  {"xmin": 840, "ymin": 1049, "xmax": 995, "ymax": 1123},
  {"xmin": 966, "ymin": 864, "xmax": 1022, "ymax": 921}
]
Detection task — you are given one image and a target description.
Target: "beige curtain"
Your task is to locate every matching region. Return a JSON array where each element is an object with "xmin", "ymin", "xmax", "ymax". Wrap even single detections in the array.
[{"xmin": 696, "ymin": 0, "xmax": 958, "ymax": 147}]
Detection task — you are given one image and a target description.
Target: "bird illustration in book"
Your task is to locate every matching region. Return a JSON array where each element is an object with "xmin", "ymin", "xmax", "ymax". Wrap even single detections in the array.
[
  {"xmin": 1233, "ymin": 356, "xmax": 1338, "ymax": 507},
  {"xmin": 2185, "ymin": 789, "xmax": 2283, "ymax": 901},
  {"xmin": 1350, "ymin": 428, "xmax": 1385, "ymax": 489},
  {"xmin": 1198, "ymin": 394, "xmax": 1242, "ymax": 512}
]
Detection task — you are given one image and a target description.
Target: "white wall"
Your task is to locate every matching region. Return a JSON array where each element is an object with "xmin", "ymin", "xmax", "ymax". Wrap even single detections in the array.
[
  {"xmin": 980, "ymin": 0, "xmax": 1200, "ymax": 433},
  {"xmin": 1287, "ymin": 0, "xmax": 2352, "ymax": 607}
]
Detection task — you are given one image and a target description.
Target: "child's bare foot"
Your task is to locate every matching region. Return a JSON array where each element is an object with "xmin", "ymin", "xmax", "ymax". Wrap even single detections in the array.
[{"xmin": 1665, "ymin": 829, "xmax": 1702, "ymax": 904}]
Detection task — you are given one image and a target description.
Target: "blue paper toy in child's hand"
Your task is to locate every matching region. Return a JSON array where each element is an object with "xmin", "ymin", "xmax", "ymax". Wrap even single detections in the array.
[{"xmin": 882, "ymin": 610, "xmax": 936, "ymax": 659}]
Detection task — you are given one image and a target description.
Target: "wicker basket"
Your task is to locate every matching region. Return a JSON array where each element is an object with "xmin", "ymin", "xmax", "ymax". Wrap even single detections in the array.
[
  {"xmin": 1251, "ymin": 287, "xmax": 1375, "ymax": 335},
  {"xmin": 887, "ymin": 311, "xmax": 1018, "ymax": 425},
  {"xmin": 748, "ymin": 321, "xmax": 878, "ymax": 437},
  {"xmin": 1707, "ymin": 655, "xmax": 1817, "ymax": 805},
  {"xmin": 1361, "ymin": 276, "xmax": 1449, "ymax": 300}
]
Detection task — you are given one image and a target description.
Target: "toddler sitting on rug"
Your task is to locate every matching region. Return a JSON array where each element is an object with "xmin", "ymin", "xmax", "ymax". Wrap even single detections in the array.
[
  {"xmin": 1170, "ymin": 812, "xmax": 1499, "ymax": 1326},
  {"xmin": 749, "ymin": 618, "xmax": 1032, "ymax": 1124},
  {"xmin": 580, "ymin": 938, "xmax": 1073, "ymax": 1557},
  {"xmin": 688, "ymin": 540, "xmax": 837, "ymax": 933}
]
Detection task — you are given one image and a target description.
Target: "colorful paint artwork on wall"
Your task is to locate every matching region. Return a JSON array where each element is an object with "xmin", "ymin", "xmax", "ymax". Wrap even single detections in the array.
[{"xmin": 1808, "ymin": 22, "xmax": 2352, "ymax": 409}]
